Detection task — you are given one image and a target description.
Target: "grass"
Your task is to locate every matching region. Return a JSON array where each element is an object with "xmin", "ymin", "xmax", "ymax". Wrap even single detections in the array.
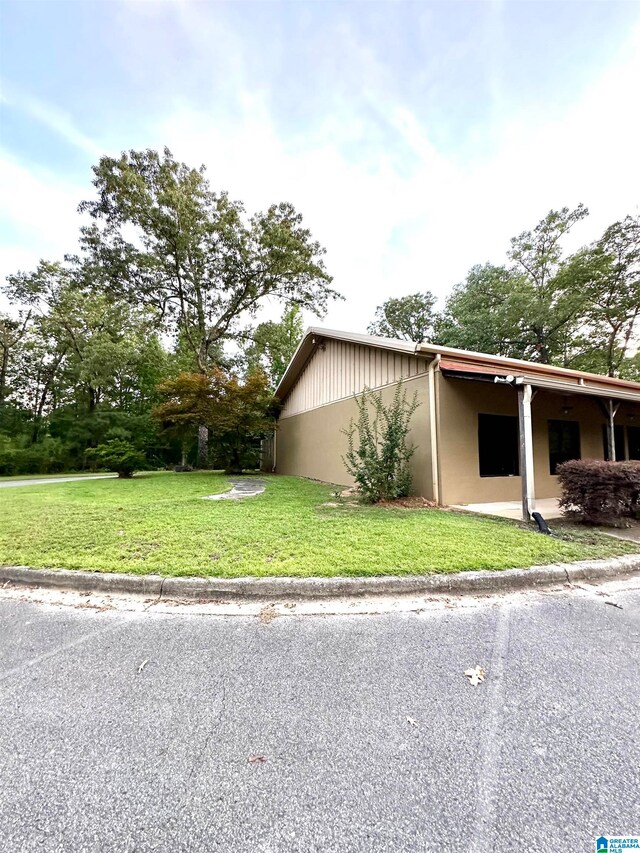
[{"xmin": 0, "ymin": 472, "xmax": 636, "ymax": 578}]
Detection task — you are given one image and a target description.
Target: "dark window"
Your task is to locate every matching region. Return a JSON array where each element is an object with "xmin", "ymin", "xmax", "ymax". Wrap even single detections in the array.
[
  {"xmin": 549, "ymin": 420, "xmax": 581, "ymax": 474},
  {"xmin": 478, "ymin": 414, "xmax": 519, "ymax": 477},
  {"xmin": 628, "ymin": 426, "xmax": 640, "ymax": 460},
  {"xmin": 602, "ymin": 425, "xmax": 626, "ymax": 461}
]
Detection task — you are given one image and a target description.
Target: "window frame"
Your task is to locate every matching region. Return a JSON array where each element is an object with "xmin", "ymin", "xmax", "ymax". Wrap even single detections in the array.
[{"xmin": 478, "ymin": 413, "xmax": 520, "ymax": 478}]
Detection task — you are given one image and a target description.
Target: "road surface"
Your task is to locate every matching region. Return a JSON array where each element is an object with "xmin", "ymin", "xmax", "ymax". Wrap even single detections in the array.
[
  {"xmin": 0, "ymin": 474, "xmax": 115, "ymax": 488},
  {"xmin": 0, "ymin": 580, "xmax": 638, "ymax": 852}
]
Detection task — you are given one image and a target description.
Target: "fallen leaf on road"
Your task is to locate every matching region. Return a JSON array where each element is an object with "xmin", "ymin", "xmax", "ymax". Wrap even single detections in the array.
[
  {"xmin": 137, "ymin": 659, "xmax": 149, "ymax": 674},
  {"xmin": 406, "ymin": 716, "xmax": 418, "ymax": 727},
  {"xmin": 605, "ymin": 600, "xmax": 623, "ymax": 610},
  {"xmin": 248, "ymin": 754, "xmax": 267, "ymax": 763},
  {"xmin": 464, "ymin": 665, "xmax": 486, "ymax": 686}
]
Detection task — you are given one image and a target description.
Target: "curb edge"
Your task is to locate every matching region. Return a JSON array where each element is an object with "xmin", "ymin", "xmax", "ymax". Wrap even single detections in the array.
[{"xmin": 1, "ymin": 554, "xmax": 639, "ymax": 601}]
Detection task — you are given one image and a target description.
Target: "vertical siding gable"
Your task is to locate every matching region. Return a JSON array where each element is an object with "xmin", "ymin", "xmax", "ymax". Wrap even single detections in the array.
[{"xmin": 280, "ymin": 340, "xmax": 428, "ymax": 417}]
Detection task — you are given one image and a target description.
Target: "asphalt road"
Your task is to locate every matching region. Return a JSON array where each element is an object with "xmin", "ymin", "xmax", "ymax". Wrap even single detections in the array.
[
  {"xmin": 0, "ymin": 585, "xmax": 638, "ymax": 852},
  {"xmin": 0, "ymin": 474, "xmax": 115, "ymax": 488}
]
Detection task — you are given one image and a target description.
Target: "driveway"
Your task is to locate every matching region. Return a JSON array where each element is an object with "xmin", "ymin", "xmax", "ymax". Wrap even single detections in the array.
[
  {"xmin": 0, "ymin": 474, "xmax": 115, "ymax": 488},
  {"xmin": 0, "ymin": 581, "xmax": 638, "ymax": 852}
]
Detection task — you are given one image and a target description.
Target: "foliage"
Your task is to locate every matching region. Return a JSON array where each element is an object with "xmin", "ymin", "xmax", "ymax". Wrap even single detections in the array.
[
  {"xmin": 438, "ymin": 206, "xmax": 588, "ymax": 363},
  {"xmin": 0, "ymin": 435, "xmax": 68, "ymax": 476},
  {"xmin": 0, "ymin": 146, "xmax": 336, "ymax": 475},
  {"xmin": 342, "ymin": 382, "xmax": 420, "ymax": 503},
  {"xmin": 368, "ymin": 292, "xmax": 437, "ymax": 342},
  {"xmin": 91, "ymin": 439, "xmax": 147, "ymax": 479},
  {"xmin": 0, "ymin": 473, "xmax": 635, "ymax": 578},
  {"xmin": 76, "ymin": 147, "xmax": 338, "ymax": 463},
  {"xmin": 557, "ymin": 459, "xmax": 640, "ymax": 526},
  {"xmin": 245, "ymin": 304, "xmax": 304, "ymax": 388},
  {"xmin": 436, "ymin": 264, "xmax": 531, "ymax": 356},
  {"xmin": 154, "ymin": 368, "xmax": 277, "ymax": 473},
  {"xmin": 558, "ymin": 215, "xmax": 640, "ymax": 376},
  {"xmin": 78, "ymin": 147, "xmax": 338, "ymax": 370}
]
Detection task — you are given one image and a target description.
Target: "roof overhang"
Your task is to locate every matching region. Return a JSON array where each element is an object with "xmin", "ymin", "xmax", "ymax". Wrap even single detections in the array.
[{"xmin": 437, "ymin": 357, "xmax": 640, "ymax": 404}]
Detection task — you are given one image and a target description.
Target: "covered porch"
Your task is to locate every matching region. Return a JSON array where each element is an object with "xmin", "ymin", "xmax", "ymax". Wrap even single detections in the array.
[{"xmin": 434, "ymin": 354, "xmax": 640, "ymax": 522}]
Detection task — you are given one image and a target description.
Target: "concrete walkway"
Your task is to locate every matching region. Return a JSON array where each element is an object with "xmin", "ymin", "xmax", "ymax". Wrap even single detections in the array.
[
  {"xmin": 0, "ymin": 474, "xmax": 116, "ymax": 489},
  {"xmin": 201, "ymin": 477, "xmax": 266, "ymax": 501},
  {"xmin": 451, "ymin": 497, "xmax": 563, "ymax": 521}
]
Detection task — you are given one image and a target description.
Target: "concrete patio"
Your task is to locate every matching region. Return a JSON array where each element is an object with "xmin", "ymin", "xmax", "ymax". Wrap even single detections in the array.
[{"xmin": 451, "ymin": 497, "xmax": 563, "ymax": 521}]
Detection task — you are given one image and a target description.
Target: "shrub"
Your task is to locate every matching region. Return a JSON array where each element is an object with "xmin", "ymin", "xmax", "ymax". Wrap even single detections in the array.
[
  {"xmin": 0, "ymin": 436, "xmax": 69, "ymax": 476},
  {"xmin": 557, "ymin": 459, "xmax": 640, "ymax": 526},
  {"xmin": 92, "ymin": 440, "xmax": 146, "ymax": 479},
  {"xmin": 342, "ymin": 382, "xmax": 420, "ymax": 504}
]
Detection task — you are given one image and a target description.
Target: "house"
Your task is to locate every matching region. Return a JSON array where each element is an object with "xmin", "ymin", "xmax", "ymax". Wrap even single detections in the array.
[{"xmin": 267, "ymin": 327, "xmax": 640, "ymax": 520}]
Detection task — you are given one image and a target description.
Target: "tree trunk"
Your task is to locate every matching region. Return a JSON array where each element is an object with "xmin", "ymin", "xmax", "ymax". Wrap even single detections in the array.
[
  {"xmin": 0, "ymin": 348, "xmax": 7, "ymax": 405},
  {"xmin": 197, "ymin": 424, "xmax": 209, "ymax": 469}
]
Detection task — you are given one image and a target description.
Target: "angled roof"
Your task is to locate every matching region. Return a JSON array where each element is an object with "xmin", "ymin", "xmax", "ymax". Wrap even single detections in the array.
[{"xmin": 276, "ymin": 327, "xmax": 640, "ymax": 404}]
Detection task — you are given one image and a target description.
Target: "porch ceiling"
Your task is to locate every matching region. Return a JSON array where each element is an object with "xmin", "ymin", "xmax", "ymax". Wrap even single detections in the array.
[{"xmin": 438, "ymin": 361, "xmax": 640, "ymax": 405}]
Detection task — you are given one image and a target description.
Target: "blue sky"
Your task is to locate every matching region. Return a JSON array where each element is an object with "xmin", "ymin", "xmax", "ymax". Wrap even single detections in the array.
[{"xmin": 1, "ymin": 0, "xmax": 639, "ymax": 328}]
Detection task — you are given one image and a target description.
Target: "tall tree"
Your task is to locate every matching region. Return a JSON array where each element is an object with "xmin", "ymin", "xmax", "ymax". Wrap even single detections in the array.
[
  {"xmin": 559, "ymin": 215, "xmax": 640, "ymax": 377},
  {"xmin": 435, "ymin": 264, "xmax": 531, "ymax": 357},
  {"xmin": 245, "ymin": 304, "xmax": 304, "ymax": 388},
  {"xmin": 438, "ymin": 206, "xmax": 589, "ymax": 363},
  {"xmin": 0, "ymin": 312, "xmax": 31, "ymax": 405},
  {"xmin": 506, "ymin": 204, "xmax": 588, "ymax": 363},
  {"xmin": 367, "ymin": 292, "xmax": 437, "ymax": 342},
  {"xmin": 78, "ymin": 148, "xmax": 339, "ymax": 464}
]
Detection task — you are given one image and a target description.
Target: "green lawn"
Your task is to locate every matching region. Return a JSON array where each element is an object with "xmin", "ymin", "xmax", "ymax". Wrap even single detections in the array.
[{"xmin": 0, "ymin": 472, "xmax": 636, "ymax": 577}]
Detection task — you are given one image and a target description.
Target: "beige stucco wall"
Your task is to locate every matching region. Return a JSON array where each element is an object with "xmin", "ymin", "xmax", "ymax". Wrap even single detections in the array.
[
  {"xmin": 276, "ymin": 373, "xmax": 434, "ymax": 498},
  {"xmin": 436, "ymin": 374, "xmax": 638, "ymax": 505}
]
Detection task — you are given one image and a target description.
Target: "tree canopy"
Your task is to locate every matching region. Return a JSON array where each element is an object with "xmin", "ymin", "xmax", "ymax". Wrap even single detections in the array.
[
  {"xmin": 368, "ymin": 292, "xmax": 437, "ymax": 342},
  {"xmin": 0, "ymin": 147, "xmax": 338, "ymax": 475},
  {"xmin": 372, "ymin": 206, "xmax": 640, "ymax": 379}
]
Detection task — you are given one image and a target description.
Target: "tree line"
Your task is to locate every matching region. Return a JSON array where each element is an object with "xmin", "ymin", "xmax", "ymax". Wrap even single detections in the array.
[
  {"xmin": 1, "ymin": 147, "xmax": 637, "ymax": 477},
  {"xmin": 0, "ymin": 148, "xmax": 335, "ymax": 475},
  {"xmin": 369, "ymin": 205, "xmax": 640, "ymax": 379}
]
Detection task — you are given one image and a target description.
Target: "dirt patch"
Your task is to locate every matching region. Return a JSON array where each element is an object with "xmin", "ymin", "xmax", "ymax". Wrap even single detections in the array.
[{"xmin": 376, "ymin": 497, "xmax": 439, "ymax": 509}]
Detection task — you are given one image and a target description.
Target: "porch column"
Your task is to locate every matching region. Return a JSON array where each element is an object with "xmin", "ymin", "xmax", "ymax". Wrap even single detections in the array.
[
  {"xmin": 606, "ymin": 399, "xmax": 620, "ymax": 461},
  {"xmin": 518, "ymin": 384, "xmax": 536, "ymax": 521}
]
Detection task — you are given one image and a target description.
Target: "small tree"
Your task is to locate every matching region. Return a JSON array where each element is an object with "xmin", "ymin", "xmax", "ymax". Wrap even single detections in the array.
[
  {"xmin": 342, "ymin": 382, "xmax": 420, "ymax": 503},
  {"xmin": 93, "ymin": 439, "xmax": 146, "ymax": 478},
  {"xmin": 154, "ymin": 368, "xmax": 277, "ymax": 474}
]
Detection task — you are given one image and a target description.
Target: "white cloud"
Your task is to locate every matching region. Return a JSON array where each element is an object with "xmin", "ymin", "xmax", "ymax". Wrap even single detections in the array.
[
  {"xmin": 2, "ymin": 17, "xmax": 639, "ymax": 333},
  {"xmin": 145, "ymin": 20, "xmax": 640, "ymax": 331},
  {"xmin": 0, "ymin": 81, "xmax": 102, "ymax": 158},
  {"xmin": 0, "ymin": 152, "xmax": 86, "ymax": 310}
]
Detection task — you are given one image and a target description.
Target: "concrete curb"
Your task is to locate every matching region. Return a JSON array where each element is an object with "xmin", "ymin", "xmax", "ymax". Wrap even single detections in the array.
[{"xmin": 1, "ymin": 554, "xmax": 639, "ymax": 601}]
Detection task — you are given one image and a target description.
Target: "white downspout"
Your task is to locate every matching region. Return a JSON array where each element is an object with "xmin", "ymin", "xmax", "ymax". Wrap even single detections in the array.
[{"xmin": 427, "ymin": 354, "xmax": 441, "ymax": 504}]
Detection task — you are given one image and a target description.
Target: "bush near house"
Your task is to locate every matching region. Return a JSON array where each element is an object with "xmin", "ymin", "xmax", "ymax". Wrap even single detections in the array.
[
  {"xmin": 342, "ymin": 381, "xmax": 420, "ymax": 504},
  {"xmin": 557, "ymin": 459, "xmax": 640, "ymax": 526}
]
